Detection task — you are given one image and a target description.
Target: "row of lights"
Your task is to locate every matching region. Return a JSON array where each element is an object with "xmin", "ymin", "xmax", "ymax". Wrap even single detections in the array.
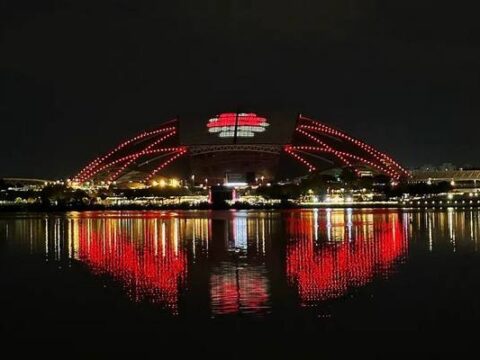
[
  {"xmin": 298, "ymin": 115, "xmax": 409, "ymax": 177},
  {"xmin": 299, "ymin": 115, "xmax": 385, "ymax": 159},
  {"xmin": 76, "ymin": 129, "xmax": 177, "ymax": 182},
  {"xmin": 284, "ymin": 146, "xmax": 316, "ymax": 172},
  {"xmin": 295, "ymin": 128, "xmax": 354, "ymax": 171},
  {"xmin": 337, "ymin": 150, "xmax": 399, "ymax": 179},
  {"xmin": 403, "ymin": 200, "xmax": 480, "ymax": 206},
  {"xmin": 107, "ymin": 131, "xmax": 177, "ymax": 182},
  {"xmin": 295, "ymin": 128, "xmax": 396, "ymax": 178},
  {"xmin": 145, "ymin": 148, "xmax": 188, "ymax": 182},
  {"xmin": 79, "ymin": 146, "xmax": 181, "ymax": 183},
  {"xmin": 290, "ymin": 144, "xmax": 398, "ymax": 179},
  {"xmin": 77, "ymin": 144, "xmax": 179, "ymax": 183},
  {"xmin": 299, "ymin": 124, "xmax": 401, "ymax": 178},
  {"xmin": 74, "ymin": 123, "xmax": 177, "ymax": 181}
]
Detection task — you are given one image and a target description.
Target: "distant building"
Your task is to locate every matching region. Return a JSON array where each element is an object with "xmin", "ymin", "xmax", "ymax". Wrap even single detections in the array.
[{"xmin": 410, "ymin": 169, "xmax": 480, "ymax": 188}]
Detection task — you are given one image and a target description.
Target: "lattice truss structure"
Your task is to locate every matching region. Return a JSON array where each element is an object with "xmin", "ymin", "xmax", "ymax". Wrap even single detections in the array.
[
  {"xmin": 285, "ymin": 115, "xmax": 410, "ymax": 180},
  {"xmin": 74, "ymin": 119, "xmax": 187, "ymax": 183}
]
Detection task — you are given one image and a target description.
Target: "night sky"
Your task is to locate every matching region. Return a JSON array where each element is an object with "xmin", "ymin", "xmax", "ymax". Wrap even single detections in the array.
[{"xmin": 1, "ymin": 0, "xmax": 479, "ymax": 179}]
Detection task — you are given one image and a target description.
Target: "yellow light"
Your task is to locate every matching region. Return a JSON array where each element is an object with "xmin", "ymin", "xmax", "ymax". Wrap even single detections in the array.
[
  {"xmin": 159, "ymin": 179, "xmax": 166, "ymax": 187},
  {"xmin": 152, "ymin": 180, "xmax": 158, "ymax": 187},
  {"xmin": 170, "ymin": 178, "xmax": 179, "ymax": 187}
]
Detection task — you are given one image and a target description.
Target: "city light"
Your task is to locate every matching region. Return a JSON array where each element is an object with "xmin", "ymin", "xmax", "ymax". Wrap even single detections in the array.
[{"xmin": 225, "ymin": 182, "xmax": 248, "ymax": 187}]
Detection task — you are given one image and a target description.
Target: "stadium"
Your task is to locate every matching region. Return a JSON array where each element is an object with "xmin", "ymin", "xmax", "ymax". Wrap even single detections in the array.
[{"xmin": 73, "ymin": 112, "xmax": 409, "ymax": 187}]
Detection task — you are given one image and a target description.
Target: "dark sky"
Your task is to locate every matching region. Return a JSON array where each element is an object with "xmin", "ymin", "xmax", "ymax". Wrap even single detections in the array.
[{"xmin": 1, "ymin": 0, "xmax": 479, "ymax": 179}]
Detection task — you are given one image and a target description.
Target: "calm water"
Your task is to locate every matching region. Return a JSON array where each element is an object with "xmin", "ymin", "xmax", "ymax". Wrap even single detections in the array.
[{"xmin": 1, "ymin": 209, "xmax": 480, "ymax": 356}]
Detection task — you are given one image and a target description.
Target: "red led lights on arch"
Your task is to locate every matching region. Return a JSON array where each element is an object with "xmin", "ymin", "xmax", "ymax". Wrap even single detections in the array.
[
  {"xmin": 285, "ymin": 114, "xmax": 410, "ymax": 180},
  {"xmin": 74, "ymin": 118, "xmax": 186, "ymax": 183}
]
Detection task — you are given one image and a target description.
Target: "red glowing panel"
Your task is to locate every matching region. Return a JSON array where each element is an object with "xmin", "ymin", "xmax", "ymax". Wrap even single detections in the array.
[{"xmin": 207, "ymin": 112, "xmax": 269, "ymax": 138}]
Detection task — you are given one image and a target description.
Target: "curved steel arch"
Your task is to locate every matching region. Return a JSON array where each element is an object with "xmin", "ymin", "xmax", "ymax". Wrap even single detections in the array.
[
  {"xmin": 74, "ymin": 119, "xmax": 185, "ymax": 183},
  {"xmin": 287, "ymin": 115, "xmax": 410, "ymax": 180}
]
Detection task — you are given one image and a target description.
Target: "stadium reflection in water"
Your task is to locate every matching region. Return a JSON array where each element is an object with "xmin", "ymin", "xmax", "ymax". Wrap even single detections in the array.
[
  {"xmin": 6, "ymin": 209, "xmax": 479, "ymax": 318},
  {"xmin": 286, "ymin": 210, "xmax": 408, "ymax": 305}
]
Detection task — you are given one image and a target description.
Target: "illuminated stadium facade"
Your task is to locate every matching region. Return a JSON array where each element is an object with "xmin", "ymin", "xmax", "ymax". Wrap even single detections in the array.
[{"xmin": 73, "ymin": 113, "xmax": 409, "ymax": 186}]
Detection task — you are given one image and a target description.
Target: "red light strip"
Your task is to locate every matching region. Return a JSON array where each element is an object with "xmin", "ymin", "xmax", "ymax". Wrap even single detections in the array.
[
  {"xmin": 297, "ymin": 125, "xmax": 401, "ymax": 179},
  {"xmin": 108, "ymin": 130, "xmax": 177, "ymax": 182},
  {"xmin": 74, "ymin": 120, "xmax": 178, "ymax": 181},
  {"xmin": 78, "ymin": 147, "xmax": 180, "ymax": 182},
  {"xmin": 78, "ymin": 135, "xmax": 178, "ymax": 183},
  {"xmin": 298, "ymin": 115, "xmax": 410, "ymax": 177},
  {"xmin": 340, "ymin": 151, "xmax": 398, "ymax": 179},
  {"xmin": 284, "ymin": 145, "xmax": 316, "ymax": 172},
  {"xmin": 144, "ymin": 147, "xmax": 188, "ymax": 182},
  {"xmin": 295, "ymin": 128, "xmax": 357, "ymax": 174},
  {"xmin": 207, "ymin": 113, "xmax": 268, "ymax": 128},
  {"xmin": 291, "ymin": 145, "xmax": 398, "ymax": 179},
  {"xmin": 300, "ymin": 124, "xmax": 401, "ymax": 177},
  {"xmin": 77, "ymin": 127, "xmax": 177, "ymax": 182}
]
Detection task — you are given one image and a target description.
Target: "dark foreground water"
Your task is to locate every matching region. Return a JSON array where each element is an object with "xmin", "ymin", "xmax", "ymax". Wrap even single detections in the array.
[{"xmin": 1, "ymin": 209, "xmax": 480, "ymax": 358}]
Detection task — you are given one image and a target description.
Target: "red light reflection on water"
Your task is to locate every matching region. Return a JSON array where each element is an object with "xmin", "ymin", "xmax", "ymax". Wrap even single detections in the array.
[
  {"xmin": 286, "ymin": 211, "xmax": 408, "ymax": 305},
  {"xmin": 209, "ymin": 216, "xmax": 270, "ymax": 316},
  {"xmin": 69, "ymin": 211, "xmax": 407, "ymax": 315},
  {"xmin": 76, "ymin": 219, "xmax": 186, "ymax": 313},
  {"xmin": 210, "ymin": 265, "xmax": 269, "ymax": 316}
]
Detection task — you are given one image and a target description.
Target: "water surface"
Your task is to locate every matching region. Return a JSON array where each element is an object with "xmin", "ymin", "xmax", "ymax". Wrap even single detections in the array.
[{"xmin": 1, "ymin": 209, "xmax": 479, "ymax": 356}]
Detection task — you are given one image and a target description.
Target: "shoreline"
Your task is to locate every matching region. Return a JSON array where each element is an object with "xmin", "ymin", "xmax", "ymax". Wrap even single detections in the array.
[{"xmin": 1, "ymin": 202, "xmax": 480, "ymax": 212}]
